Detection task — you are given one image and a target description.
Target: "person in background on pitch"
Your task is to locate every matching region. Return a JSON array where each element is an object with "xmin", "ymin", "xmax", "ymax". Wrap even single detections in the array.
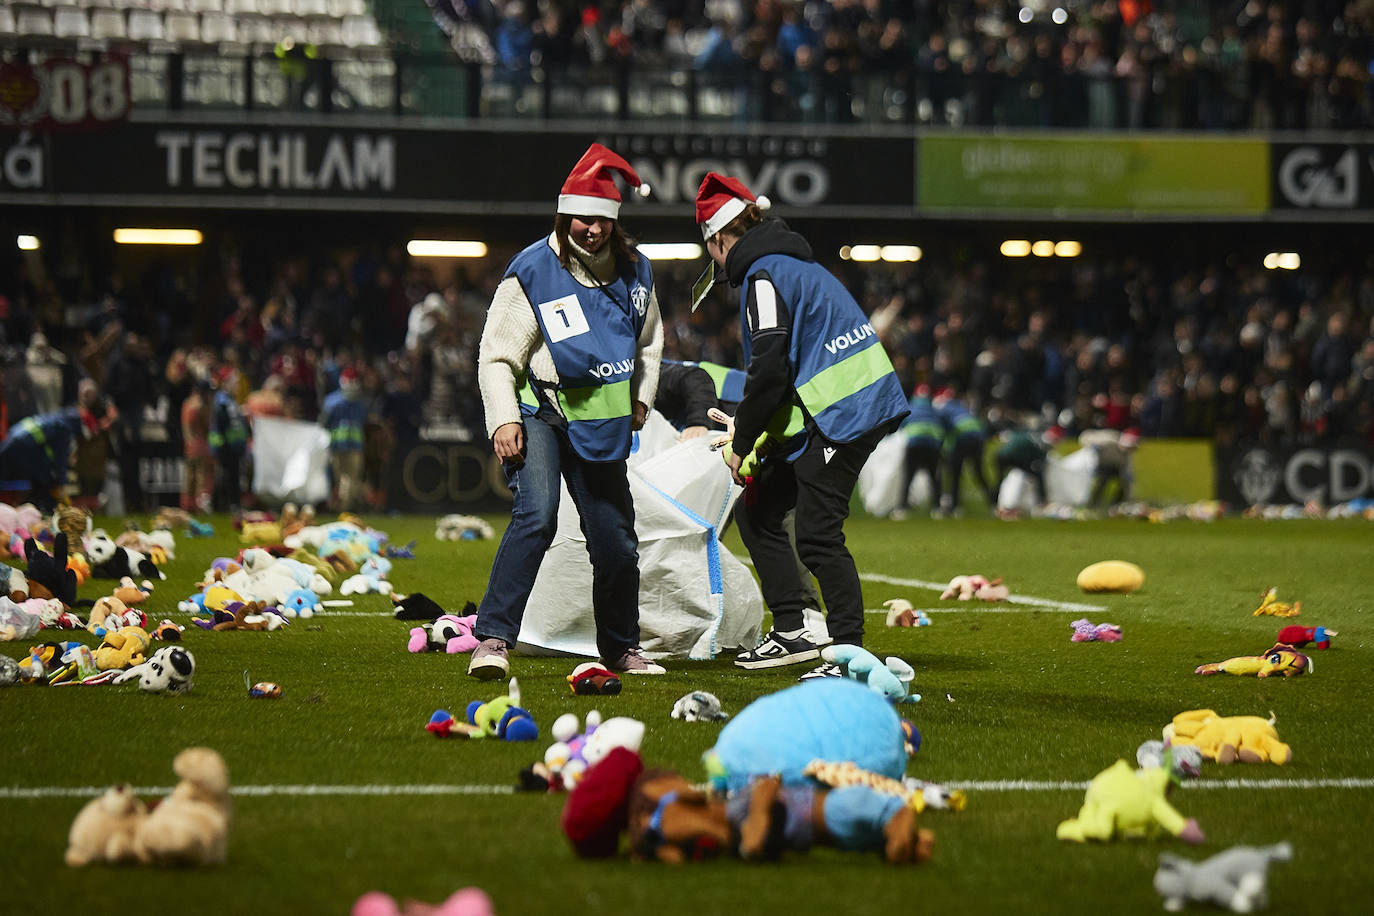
[
  {"xmin": 468, "ymin": 143, "xmax": 665, "ymax": 680},
  {"xmin": 933, "ymin": 386, "xmax": 996, "ymax": 516},
  {"xmin": 892, "ymin": 383, "xmax": 943, "ymax": 519},
  {"xmin": 694, "ymin": 171, "xmax": 908, "ymax": 679}
]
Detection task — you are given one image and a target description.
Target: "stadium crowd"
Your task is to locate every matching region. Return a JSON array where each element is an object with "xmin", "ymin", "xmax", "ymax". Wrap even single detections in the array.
[
  {"xmin": 440, "ymin": 0, "xmax": 1374, "ymax": 128},
  {"xmin": 2, "ymin": 224, "xmax": 1372, "ymax": 513}
]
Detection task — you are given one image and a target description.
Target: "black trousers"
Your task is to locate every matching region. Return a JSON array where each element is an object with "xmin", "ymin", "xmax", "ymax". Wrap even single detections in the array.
[
  {"xmin": 899, "ymin": 440, "xmax": 942, "ymax": 508},
  {"xmin": 945, "ymin": 436, "xmax": 995, "ymax": 509},
  {"xmin": 736, "ymin": 420, "xmax": 894, "ymax": 647},
  {"xmin": 996, "ymin": 455, "xmax": 1047, "ymax": 505}
]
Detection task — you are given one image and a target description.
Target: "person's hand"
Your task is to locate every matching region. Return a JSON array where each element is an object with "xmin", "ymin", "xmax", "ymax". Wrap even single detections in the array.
[
  {"xmin": 491, "ymin": 422, "xmax": 525, "ymax": 466},
  {"xmin": 725, "ymin": 450, "xmax": 747, "ymax": 486},
  {"xmin": 631, "ymin": 400, "xmax": 649, "ymax": 431},
  {"xmin": 680, "ymin": 425, "xmax": 708, "ymax": 441}
]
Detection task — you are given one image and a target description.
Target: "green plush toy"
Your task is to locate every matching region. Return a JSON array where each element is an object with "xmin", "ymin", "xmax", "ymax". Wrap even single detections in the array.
[
  {"xmin": 464, "ymin": 678, "xmax": 539, "ymax": 741},
  {"xmin": 1057, "ymin": 759, "xmax": 1203, "ymax": 844}
]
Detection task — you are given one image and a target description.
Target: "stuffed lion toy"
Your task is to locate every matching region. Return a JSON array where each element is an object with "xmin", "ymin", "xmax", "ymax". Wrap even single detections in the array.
[{"xmin": 1164, "ymin": 709, "xmax": 1291, "ymax": 766}]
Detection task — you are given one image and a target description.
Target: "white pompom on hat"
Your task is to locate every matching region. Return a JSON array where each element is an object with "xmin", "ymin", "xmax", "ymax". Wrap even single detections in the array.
[
  {"xmin": 695, "ymin": 171, "xmax": 770, "ymax": 240},
  {"xmin": 557, "ymin": 142, "xmax": 650, "ymax": 220}
]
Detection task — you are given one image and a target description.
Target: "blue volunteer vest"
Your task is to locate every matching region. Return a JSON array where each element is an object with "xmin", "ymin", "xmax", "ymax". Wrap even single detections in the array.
[
  {"xmin": 507, "ymin": 239, "xmax": 653, "ymax": 462},
  {"xmin": 739, "ymin": 254, "xmax": 907, "ymax": 445},
  {"xmin": 321, "ymin": 389, "xmax": 368, "ymax": 453},
  {"xmin": 902, "ymin": 395, "xmax": 943, "ymax": 445},
  {"xmin": 937, "ymin": 398, "xmax": 984, "ymax": 443}
]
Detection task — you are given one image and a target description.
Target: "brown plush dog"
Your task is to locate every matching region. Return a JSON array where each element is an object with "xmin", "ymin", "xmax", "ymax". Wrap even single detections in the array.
[
  {"xmin": 65, "ymin": 783, "xmax": 148, "ymax": 867},
  {"xmin": 626, "ymin": 770, "xmax": 733, "ymax": 863},
  {"xmin": 133, "ymin": 747, "xmax": 232, "ymax": 866}
]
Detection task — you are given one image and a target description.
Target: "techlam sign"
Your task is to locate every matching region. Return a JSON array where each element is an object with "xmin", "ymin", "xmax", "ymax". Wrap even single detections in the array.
[
  {"xmin": 155, "ymin": 130, "xmax": 396, "ymax": 192},
  {"xmin": 1272, "ymin": 143, "xmax": 1374, "ymax": 210},
  {"xmin": 1220, "ymin": 444, "xmax": 1374, "ymax": 506}
]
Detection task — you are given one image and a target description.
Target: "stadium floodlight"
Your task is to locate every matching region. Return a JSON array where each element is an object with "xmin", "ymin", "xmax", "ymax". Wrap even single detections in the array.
[
  {"xmin": 1052, "ymin": 7, "xmax": 1068, "ymax": 24},
  {"xmin": 637, "ymin": 243, "xmax": 703, "ymax": 260},
  {"xmin": 846, "ymin": 245, "xmax": 882, "ymax": 262},
  {"xmin": 113, "ymin": 229, "xmax": 203, "ymax": 245},
  {"xmin": 1264, "ymin": 252, "xmax": 1300, "ymax": 270},
  {"xmin": 1031, "ymin": 240, "xmax": 1056, "ymax": 257},
  {"xmin": 1054, "ymin": 240, "xmax": 1082, "ymax": 257},
  {"xmin": 1000, "ymin": 239, "xmax": 1032, "ymax": 257},
  {"xmin": 880, "ymin": 245, "xmax": 922, "ymax": 262},
  {"xmin": 406, "ymin": 240, "xmax": 488, "ymax": 258},
  {"xmin": 17, "ymin": 235, "xmax": 40, "ymax": 251},
  {"xmin": 1019, "ymin": 7, "xmax": 1033, "ymax": 23}
]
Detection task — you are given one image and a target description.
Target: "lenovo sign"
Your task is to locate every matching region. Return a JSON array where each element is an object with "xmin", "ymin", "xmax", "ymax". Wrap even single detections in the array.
[{"xmin": 1272, "ymin": 143, "xmax": 1374, "ymax": 210}]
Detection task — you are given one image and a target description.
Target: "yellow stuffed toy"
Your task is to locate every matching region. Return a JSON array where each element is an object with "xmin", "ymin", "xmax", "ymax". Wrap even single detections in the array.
[
  {"xmin": 1253, "ymin": 587, "xmax": 1300, "ymax": 617},
  {"xmin": 94, "ymin": 626, "xmax": 151, "ymax": 672},
  {"xmin": 1057, "ymin": 759, "xmax": 1202, "ymax": 844},
  {"xmin": 1164, "ymin": 709, "xmax": 1291, "ymax": 765},
  {"xmin": 1076, "ymin": 560, "xmax": 1145, "ymax": 594},
  {"xmin": 1194, "ymin": 644, "xmax": 1310, "ymax": 678}
]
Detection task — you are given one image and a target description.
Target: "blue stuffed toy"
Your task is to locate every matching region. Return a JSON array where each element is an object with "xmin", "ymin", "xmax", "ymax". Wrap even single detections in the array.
[
  {"xmin": 465, "ymin": 677, "xmax": 539, "ymax": 741},
  {"xmin": 822, "ymin": 645, "xmax": 920, "ymax": 703}
]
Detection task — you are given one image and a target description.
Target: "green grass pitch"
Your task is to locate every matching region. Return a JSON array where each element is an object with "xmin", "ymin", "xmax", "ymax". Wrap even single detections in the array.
[{"xmin": 3, "ymin": 513, "xmax": 1372, "ymax": 914}]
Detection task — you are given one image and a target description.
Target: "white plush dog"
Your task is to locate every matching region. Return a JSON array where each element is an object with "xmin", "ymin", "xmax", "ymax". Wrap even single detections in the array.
[{"xmin": 133, "ymin": 747, "xmax": 232, "ymax": 867}]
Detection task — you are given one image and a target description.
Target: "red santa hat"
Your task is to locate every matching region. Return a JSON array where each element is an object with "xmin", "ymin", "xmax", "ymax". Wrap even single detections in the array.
[
  {"xmin": 695, "ymin": 172, "xmax": 771, "ymax": 240},
  {"xmin": 557, "ymin": 143, "xmax": 649, "ymax": 220},
  {"xmin": 339, "ymin": 367, "xmax": 360, "ymax": 389}
]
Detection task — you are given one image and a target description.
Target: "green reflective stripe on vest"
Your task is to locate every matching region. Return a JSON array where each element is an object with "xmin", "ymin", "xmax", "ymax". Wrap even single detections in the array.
[
  {"xmin": 515, "ymin": 372, "xmax": 540, "ymax": 410},
  {"xmin": 19, "ymin": 417, "xmax": 56, "ymax": 464},
  {"xmin": 557, "ymin": 380, "xmax": 632, "ymax": 422},
  {"xmin": 903, "ymin": 420, "xmax": 942, "ymax": 439},
  {"xmin": 795, "ymin": 344, "xmax": 895, "ymax": 418},
  {"xmin": 954, "ymin": 416, "xmax": 981, "ymax": 436},
  {"xmin": 330, "ymin": 427, "xmax": 364, "ymax": 446},
  {"xmin": 769, "ymin": 405, "xmax": 805, "ymax": 439},
  {"xmin": 208, "ymin": 431, "xmax": 225, "ymax": 448},
  {"xmin": 697, "ymin": 362, "xmax": 732, "ymax": 399}
]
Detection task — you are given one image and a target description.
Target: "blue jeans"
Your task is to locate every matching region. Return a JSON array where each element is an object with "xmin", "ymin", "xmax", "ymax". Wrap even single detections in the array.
[{"xmin": 476, "ymin": 408, "xmax": 641, "ymax": 661}]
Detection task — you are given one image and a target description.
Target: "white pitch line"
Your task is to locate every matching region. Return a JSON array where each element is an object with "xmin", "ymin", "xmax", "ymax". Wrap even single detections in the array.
[
  {"xmin": 859, "ymin": 572, "xmax": 1108, "ymax": 613},
  {"xmin": 4, "ymin": 779, "xmax": 1372, "ymax": 801}
]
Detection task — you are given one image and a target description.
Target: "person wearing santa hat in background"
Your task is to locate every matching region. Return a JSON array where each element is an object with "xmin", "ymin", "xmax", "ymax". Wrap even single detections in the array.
[
  {"xmin": 694, "ymin": 172, "xmax": 909, "ymax": 679},
  {"xmin": 319, "ymin": 366, "xmax": 370, "ymax": 512},
  {"xmin": 0, "ymin": 391, "xmax": 117, "ymax": 511},
  {"xmin": 892, "ymin": 383, "xmax": 943, "ymax": 519},
  {"xmin": 468, "ymin": 142, "xmax": 665, "ymax": 681}
]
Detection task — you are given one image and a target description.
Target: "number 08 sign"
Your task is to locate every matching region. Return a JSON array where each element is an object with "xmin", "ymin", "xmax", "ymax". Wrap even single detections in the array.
[{"xmin": 0, "ymin": 57, "xmax": 131, "ymax": 130}]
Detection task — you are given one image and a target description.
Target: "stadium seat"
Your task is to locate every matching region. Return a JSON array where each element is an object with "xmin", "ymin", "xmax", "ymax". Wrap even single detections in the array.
[
  {"xmin": 306, "ymin": 18, "xmax": 341, "ymax": 46},
  {"xmin": 187, "ymin": 0, "xmax": 224, "ymax": 12},
  {"xmin": 200, "ymin": 11, "xmax": 237, "ymax": 44},
  {"xmin": 294, "ymin": 0, "xmax": 329, "ymax": 17},
  {"xmin": 163, "ymin": 10, "xmax": 201, "ymax": 43},
  {"xmin": 236, "ymin": 13, "xmax": 275, "ymax": 45},
  {"xmin": 328, "ymin": 0, "xmax": 366, "ymax": 17},
  {"xmin": 0, "ymin": 8, "xmax": 15, "ymax": 38},
  {"xmin": 89, "ymin": 8, "xmax": 127, "ymax": 40},
  {"xmin": 340, "ymin": 15, "xmax": 380, "ymax": 49},
  {"xmin": 255, "ymin": 0, "xmax": 292, "ymax": 15},
  {"xmin": 127, "ymin": 7, "xmax": 165, "ymax": 41},
  {"xmin": 53, "ymin": 6, "xmax": 91, "ymax": 39},
  {"xmin": 224, "ymin": 0, "xmax": 261, "ymax": 15},
  {"xmin": 16, "ymin": 9, "xmax": 56, "ymax": 39}
]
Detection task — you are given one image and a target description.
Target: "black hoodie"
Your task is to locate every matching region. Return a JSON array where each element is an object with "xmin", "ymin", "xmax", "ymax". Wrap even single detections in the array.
[{"xmin": 723, "ymin": 219, "xmax": 814, "ymax": 458}]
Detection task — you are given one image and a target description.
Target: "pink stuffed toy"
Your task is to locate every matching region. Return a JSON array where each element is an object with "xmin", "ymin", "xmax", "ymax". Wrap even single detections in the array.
[
  {"xmin": 408, "ymin": 615, "xmax": 479, "ymax": 654},
  {"xmin": 1070, "ymin": 619, "xmax": 1123, "ymax": 642},
  {"xmin": 939, "ymin": 574, "xmax": 1010, "ymax": 601},
  {"xmin": 352, "ymin": 888, "xmax": 494, "ymax": 916}
]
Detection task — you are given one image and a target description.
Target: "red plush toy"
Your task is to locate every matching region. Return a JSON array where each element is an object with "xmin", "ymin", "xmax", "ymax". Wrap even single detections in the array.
[
  {"xmin": 560, "ymin": 746, "xmax": 644, "ymax": 858},
  {"xmin": 1276, "ymin": 625, "xmax": 1335, "ymax": 650}
]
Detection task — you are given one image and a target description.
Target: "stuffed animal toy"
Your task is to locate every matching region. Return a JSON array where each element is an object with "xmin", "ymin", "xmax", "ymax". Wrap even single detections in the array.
[
  {"xmin": 351, "ymin": 887, "xmax": 496, "ymax": 916},
  {"xmin": 27, "ymin": 596, "xmax": 81, "ymax": 629},
  {"xmin": 1076, "ymin": 560, "xmax": 1145, "ymax": 594},
  {"xmin": 280, "ymin": 588, "xmax": 323, "ymax": 619},
  {"xmin": 1154, "ymin": 842, "xmax": 1293, "ymax": 913},
  {"xmin": 408, "ymin": 614, "xmax": 479, "ymax": 654},
  {"xmin": 671, "ymin": 691, "xmax": 729, "ymax": 722},
  {"xmin": 85, "ymin": 531, "xmax": 164, "ymax": 581},
  {"xmin": 884, "ymin": 598, "xmax": 931, "ymax": 627},
  {"xmin": 561, "ymin": 746, "xmax": 646, "ymax": 857},
  {"xmin": 1253, "ymin": 587, "xmax": 1300, "ymax": 618},
  {"xmin": 94, "ymin": 626, "xmax": 151, "ymax": 671},
  {"xmin": 111, "ymin": 576, "xmax": 153, "ymax": 606},
  {"xmin": 52, "ymin": 505, "xmax": 92, "ymax": 558},
  {"xmin": 435, "ymin": 514, "xmax": 495, "ymax": 541},
  {"xmin": 153, "ymin": 507, "xmax": 195, "ymax": 531},
  {"xmin": 425, "ymin": 709, "xmax": 481, "ymax": 738},
  {"xmin": 66, "ymin": 553, "xmax": 90, "ymax": 586},
  {"xmin": 1, "ymin": 563, "xmax": 28, "ymax": 601},
  {"xmin": 626, "ymin": 767, "xmax": 735, "ymax": 863},
  {"xmin": 567, "ymin": 662, "xmax": 621, "ymax": 695},
  {"xmin": 239, "ymin": 520, "xmax": 283, "ymax": 545},
  {"xmin": 1056, "ymin": 759, "xmax": 1203, "ymax": 844},
  {"xmin": 392, "ymin": 592, "xmax": 472, "ymax": 622},
  {"xmin": 1071, "ymin": 619, "xmax": 1123, "ymax": 642},
  {"xmin": 1164, "ymin": 710, "xmax": 1291, "ymax": 765},
  {"xmin": 86, "ymin": 595, "xmax": 130, "ymax": 637},
  {"xmin": 16, "ymin": 640, "xmax": 84, "ymax": 683},
  {"xmin": 821, "ymin": 644, "xmax": 919, "ymax": 703},
  {"xmin": 465, "ymin": 678, "xmax": 539, "ymax": 741},
  {"xmin": 385, "ymin": 539, "xmax": 418, "ymax": 559},
  {"xmin": 65, "ymin": 783, "xmax": 148, "ymax": 866},
  {"xmin": 1276, "ymin": 625, "xmax": 1335, "ymax": 649},
  {"xmin": 340, "ymin": 556, "xmax": 394, "ymax": 596},
  {"xmin": 1136, "ymin": 741, "xmax": 1203, "ymax": 780},
  {"xmin": 0, "ymin": 654, "xmax": 19, "ymax": 686},
  {"xmin": 540, "ymin": 711, "xmax": 605, "ymax": 791},
  {"xmin": 939, "ymin": 575, "xmax": 1009, "ymax": 601},
  {"xmin": 115, "ymin": 646, "xmax": 196, "ymax": 694},
  {"xmin": 24, "ymin": 532, "xmax": 78, "ymax": 606},
  {"xmin": 1195, "ymin": 644, "xmax": 1310, "ymax": 678},
  {"xmin": 116, "ymin": 528, "xmax": 175, "ymax": 562},
  {"xmin": 152, "ymin": 619, "xmax": 184, "ymax": 642},
  {"xmin": 132, "ymin": 747, "xmax": 231, "ymax": 866},
  {"xmin": 209, "ymin": 600, "xmax": 287, "ymax": 631}
]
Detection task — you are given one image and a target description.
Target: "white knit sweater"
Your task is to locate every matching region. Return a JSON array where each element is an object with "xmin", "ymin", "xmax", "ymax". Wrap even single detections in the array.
[{"xmin": 477, "ymin": 233, "xmax": 663, "ymax": 440}]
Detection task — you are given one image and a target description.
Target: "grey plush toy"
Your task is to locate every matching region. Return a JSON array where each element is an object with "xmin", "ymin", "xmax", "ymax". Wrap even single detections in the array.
[{"xmin": 1154, "ymin": 842, "xmax": 1292, "ymax": 912}]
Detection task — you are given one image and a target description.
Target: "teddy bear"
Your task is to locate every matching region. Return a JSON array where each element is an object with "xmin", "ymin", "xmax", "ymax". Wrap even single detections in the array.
[
  {"xmin": 65, "ymin": 782, "xmax": 148, "ymax": 866},
  {"xmin": 1154, "ymin": 842, "xmax": 1293, "ymax": 913},
  {"xmin": 1057, "ymin": 758, "xmax": 1204, "ymax": 845},
  {"xmin": 939, "ymin": 574, "xmax": 1010, "ymax": 601},
  {"xmin": 408, "ymin": 614, "xmax": 478, "ymax": 654},
  {"xmin": 1164, "ymin": 710, "xmax": 1291, "ymax": 765},
  {"xmin": 1194, "ymin": 644, "xmax": 1310, "ymax": 678},
  {"xmin": 111, "ymin": 576, "xmax": 153, "ymax": 607},
  {"xmin": 115, "ymin": 646, "xmax": 196, "ymax": 694},
  {"xmin": 94, "ymin": 626, "xmax": 151, "ymax": 671},
  {"xmin": 821, "ymin": 644, "xmax": 919, "ymax": 703},
  {"xmin": 209, "ymin": 600, "xmax": 287, "ymax": 631},
  {"xmin": 132, "ymin": 747, "xmax": 231, "ymax": 866},
  {"xmin": 86, "ymin": 595, "xmax": 130, "ymax": 637},
  {"xmin": 883, "ymin": 598, "xmax": 931, "ymax": 627}
]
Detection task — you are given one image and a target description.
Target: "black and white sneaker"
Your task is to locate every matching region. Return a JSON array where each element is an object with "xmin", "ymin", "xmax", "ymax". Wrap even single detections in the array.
[
  {"xmin": 735, "ymin": 630, "xmax": 821, "ymax": 670},
  {"xmin": 798, "ymin": 662, "xmax": 844, "ymax": 682}
]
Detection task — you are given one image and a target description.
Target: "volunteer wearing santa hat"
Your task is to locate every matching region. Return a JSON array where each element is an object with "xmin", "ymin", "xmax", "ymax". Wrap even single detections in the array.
[
  {"xmin": 469, "ymin": 142, "xmax": 665, "ymax": 680},
  {"xmin": 0, "ymin": 401, "xmax": 115, "ymax": 511},
  {"xmin": 695, "ymin": 172, "xmax": 908, "ymax": 677},
  {"xmin": 893, "ymin": 383, "xmax": 943, "ymax": 519},
  {"xmin": 319, "ymin": 366, "xmax": 370, "ymax": 512}
]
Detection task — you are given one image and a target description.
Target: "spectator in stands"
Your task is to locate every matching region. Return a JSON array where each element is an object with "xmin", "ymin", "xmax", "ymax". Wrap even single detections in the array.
[
  {"xmin": 467, "ymin": 143, "xmax": 664, "ymax": 681},
  {"xmin": 24, "ymin": 331, "xmax": 67, "ymax": 416},
  {"xmin": 105, "ymin": 330, "xmax": 157, "ymax": 512},
  {"xmin": 181, "ymin": 380, "xmax": 214, "ymax": 514}
]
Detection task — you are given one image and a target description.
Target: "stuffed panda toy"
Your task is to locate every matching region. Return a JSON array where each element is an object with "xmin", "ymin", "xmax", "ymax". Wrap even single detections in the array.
[
  {"xmin": 85, "ymin": 531, "xmax": 165, "ymax": 581},
  {"xmin": 115, "ymin": 646, "xmax": 195, "ymax": 694}
]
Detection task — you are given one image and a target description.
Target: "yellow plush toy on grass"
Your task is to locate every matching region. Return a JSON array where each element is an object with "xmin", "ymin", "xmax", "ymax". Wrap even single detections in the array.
[
  {"xmin": 1076, "ymin": 560, "xmax": 1145, "ymax": 594},
  {"xmin": 1253, "ymin": 587, "xmax": 1300, "ymax": 617},
  {"xmin": 1057, "ymin": 759, "xmax": 1203, "ymax": 844},
  {"xmin": 1164, "ymin": 709, "xmax": 1291, "ymax": 765}
]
